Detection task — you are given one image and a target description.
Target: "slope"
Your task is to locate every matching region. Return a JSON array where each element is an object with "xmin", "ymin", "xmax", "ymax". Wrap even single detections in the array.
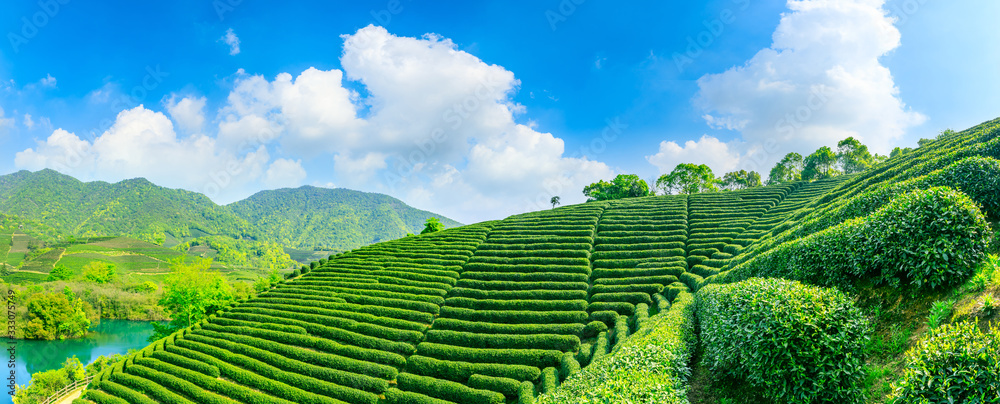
[
  {"xmin": 228, "ymin": 186, "xmax": 462, "ymax": 251},
  {"xmin": 74, "ymin": 116, "xmax": 1000, "ymax": 404},
  {"xmin": 0, "ymin": 170, "xmax": 461, "ymax": 257}
]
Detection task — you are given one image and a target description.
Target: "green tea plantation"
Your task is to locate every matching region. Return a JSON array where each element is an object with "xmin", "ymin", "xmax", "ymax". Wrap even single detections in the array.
[{"xmin": 74, "ymin": 117, "xmax": 1000, "ymax": 403}]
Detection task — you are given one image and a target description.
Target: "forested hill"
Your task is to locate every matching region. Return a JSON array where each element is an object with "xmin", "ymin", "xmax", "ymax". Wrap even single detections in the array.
[
  {"xmin": 228, "ymin": 186, "xmax": 463, "ymax": 251},
  {"xmin": 0, "ymin": 169, "xmax": 253, "ymax": 244},
  {"xmin": 0, "ymin": 169, "xmax": 460, "ymax": 251}
]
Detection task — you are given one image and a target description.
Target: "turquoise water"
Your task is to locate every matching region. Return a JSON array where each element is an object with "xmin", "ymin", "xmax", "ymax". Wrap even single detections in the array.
[{"xmin": 4, "ymin": 320, "xmax": 158, "ymax": 404}]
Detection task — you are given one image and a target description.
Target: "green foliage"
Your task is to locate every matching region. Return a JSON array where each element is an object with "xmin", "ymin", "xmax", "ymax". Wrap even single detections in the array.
[
  {"xmin": 46, "ymin": 264, "xmax": 73, "ymax": 281},
  {"xmin": 182, "ymin": 235, "xmax": 295, "ymax": 270},
  {"xmin": 23, "ymin": 291, "xmax": 91, "ymax": 340},
  {"xmin": 0, "ymin": 170, "xmax": 461, "ymax": 261},
  {"xmin": 537, "ymin": 289, "xmax": 696, "ymax": 404},
  {"xmin": 82, "ymin": 261, "xmax": 118, "ymax": 284},
  {"xmin": 697, "ymin": 278, "xmax": 870, "ymax": 403},
  {"xmin": 720, "ymin": 170, "xmax": 762, "ymax": 191},
  {"xmin": 584, "ymin": 174, "xmax": 653, "ymax": 201},
  {"xmin": 719, "ymin": 187, "xmax": 992, "ymax": 290},
  {"xmin": 925, "ymin": 299, "xmax": 955, "ymax": 330},
  {"xmin": 150, "ymin": 258, "xmax": 233, "ymax": 341},
  {"xmin": 13, "ymin": 356, "xmax": 86, "ymax": 404},
  {"xmin": 803, "ymin": 146, "xmax": 840, "ymax": 180},
  {"xmin": 837, "ymin": 136, "xmax": 875, "ymax": 174},
  {"xmin": 656, "ymin": 163, "xmax": 718, "ymax": 194},
  {"xmin": 229, "ymin": 185, "xmax": 462, "ymax": 250},
  {"xmin": 421, "ymin": 217, "xmax": 445, "ymax": 234},
  {"xmin": 891, "ymin": 322, "xmax": 1000, "ymax": 402},
  {"xmin": 767, "ymin": 152, "xmax": 803, "ymax": 184}
]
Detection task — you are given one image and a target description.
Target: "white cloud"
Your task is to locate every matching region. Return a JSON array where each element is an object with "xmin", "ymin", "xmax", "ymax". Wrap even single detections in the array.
[
  {"xmin": 691, "ymin": 0, "xmax": 925, "ymax": 172},
  {"xmin": 166, "ymin": 95, "xmax": 206, "ymax": 134},
  {"xmin": 646, "ymin": 135, "xmax": 744, "ymax": 176},
  {"xmin": 0, "ymin": 107, "xmax": 13, "ymax": 133},
  {"xmin": 213, "ymin": 25, "xmax": 613, "ymax": 221},
  {"xmin": 23, "ymin": 113, "xmax": 34, "ymax": 129},
  {"xmin": 15, "ymin": 26, "xmax": 617, "ymax": 223},
  {"xmin": 221, "ymin": 28, "xmax": 240, "ymax": 56},
  {"xmin": 264, "ymin": 158, "xmax": 307, "ymax": 188},
  {"xmin": 40, "ymin": 74, "xmax": 57, "ymax": 88},
  {"xmin": 15, "ymin": 106, "xmax": 270, "ymax": 202}
]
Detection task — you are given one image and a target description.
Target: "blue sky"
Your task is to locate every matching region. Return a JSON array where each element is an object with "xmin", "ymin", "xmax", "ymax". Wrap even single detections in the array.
[{"xmin": 1, "ymin": 0, "xmax": 998, "ymax": 223}]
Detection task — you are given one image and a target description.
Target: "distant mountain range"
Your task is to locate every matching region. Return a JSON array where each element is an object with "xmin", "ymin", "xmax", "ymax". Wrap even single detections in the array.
[{"xmin": 0, "ymin": 169, "xmax": 461, "ymax": 254}]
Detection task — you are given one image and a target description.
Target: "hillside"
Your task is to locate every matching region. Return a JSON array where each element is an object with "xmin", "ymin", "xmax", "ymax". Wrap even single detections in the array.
[
  {"xmin": 75, "ymin": 117, "xmax": 1000, "ymax": 404},
  {"xmin": 228, "ymin": 186, "xmax": 462, "ymax": 252},
  {"xmin": 0, "ymin": 170, "xmax": 461, "ymax": 259},
  {"xmin": 0, "ymin": 169, "xmax": 253, "ymax": 245}
]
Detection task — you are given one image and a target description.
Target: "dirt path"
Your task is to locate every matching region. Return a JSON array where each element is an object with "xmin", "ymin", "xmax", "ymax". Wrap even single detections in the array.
[{"xmin": 53, "ymin": 386, "xmax": 84, "ymax": 404}]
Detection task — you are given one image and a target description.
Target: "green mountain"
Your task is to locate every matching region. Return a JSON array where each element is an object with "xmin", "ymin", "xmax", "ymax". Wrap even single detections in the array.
[
  {"xmin": 75, "ymin": 116, "xmax": 1000, "ymax": 403},
  {"xmin": 0, "ymin": 169, "xmax": 254, "ymax": 244},
  {"xmin": 228, "ymin": 186, "xmax": 462, "ymax": 252},
  {"xmin": 0, "ymin": 169, "xmax": 462, "ymax": 265}
]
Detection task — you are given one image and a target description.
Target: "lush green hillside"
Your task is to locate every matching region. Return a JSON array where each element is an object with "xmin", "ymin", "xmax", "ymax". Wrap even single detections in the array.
[
  {"xmin": 0, "ymin": 169, "xmax": 254, "ymax": 244},
  {"xmin": 0, "ymin": 170, "xmax": 461, "ymax": 270},
  {"xmin": 228, "ymin": 186, "xmax": 462, "ymax": 252},
  {"xmin": 75, "ymin": 117, "xmax": 1000, "ymax": 404}
]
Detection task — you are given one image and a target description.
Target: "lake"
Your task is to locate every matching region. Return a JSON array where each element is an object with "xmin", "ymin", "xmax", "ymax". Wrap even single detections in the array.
[{"xmin": 5, "ymin": 320, "xmax": 158, "ymax": 404}]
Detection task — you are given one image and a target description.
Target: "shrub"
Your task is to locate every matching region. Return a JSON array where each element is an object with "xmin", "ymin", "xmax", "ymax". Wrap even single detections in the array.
[
  {"xmin": 587, "ymin": 311, "xmax": 617, "ymax": 327},
  {"xmin": 187, "ymin": 331, "xmax": 387, "ymax": 397},
  {"xmin": 541, "ymin": 367, "xmax": 559, "ymax": 394},
  {"xmin": 84, "ymin": 389, "xmax": 129, "ymax": 404},
  {"xmin": 416, "ymin": 343, "xmax": 564, "ymax": 369},
  {"xmin": 439, "ymin": 307, "xmax": 587, "ymax": 325},
  {"xmin": 432, "ymin": 318, "xmax": 584, "ymax": 336},
  {"xmin": 445, "ymin": 297, "xmax": 588, "ymax": 312},
  {"xmin": 696, "ymin": 278, "xmax": 869, "ymax": 403},
  {"xmin": 383, "ymin": 389, "xmax": 452, "ymax": 404},
  {"xmin": 536, "ymin": 289, "xmax": 695, "ymax": 404},
  {"xmin": 926, "ymin": 299, "xmax": 956, "ymax": 330},
  {"xmin": 405, "ymin": 355, "xmax": 540, "ymax": 383},
  {"xmin": 149, "ymin": 351, "xmax": 220, "ymax": 378},
  {"xmin": 171, "ymin": 339, "xmax": 359, "ymax": 404},
  {"xmin": 467, "ymin": 374, "xmax": 523, "ymax": 399},
  {"xmin": 717, "ymin": 187, "xmax": 991, "ymax": 290},
  {"xmin": 110, "ymin": 372, "xmax": 194, "ymax": 404},
  {"xmin": 582, "ymin": 321, "xmax": 607, "ymax": 339},
  {"xmin": 559, "ymin": 353, "xmax": 580, "ymax": 381},
  {"xmin": 396, "ymin": 373, "xmax": 505, "ymax": 404},
  {"xmin": 586, "ymin": 302, "xmax": 635, "ymax": 316},
  {"xmin": 891, "ymin": 321, "xmax": 999, "ymax": 402},
  {"xmin": 424, "ymin": 330, "xmax": 580, "ymax": 351}
]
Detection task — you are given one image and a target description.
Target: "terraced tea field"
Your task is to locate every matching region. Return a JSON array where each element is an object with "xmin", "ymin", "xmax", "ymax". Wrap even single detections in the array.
[{"xmin": 75, "ymin": 116, "xmax": 1000, "ymax": 403}]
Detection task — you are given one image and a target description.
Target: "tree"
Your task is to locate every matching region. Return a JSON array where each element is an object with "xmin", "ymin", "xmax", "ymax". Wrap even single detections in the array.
[
  {"xmin": 721, "ymin": 170, "xmax": 762, "ymax": 191},
  {"xmin": 150, "ymin": 258, "xmax": 233, "ymax": 341},
  {"xmin": 656, "ymin": 164, "xmax": 718, "ymax": 195},
  {"xmin": 23, "ymin": 292, "xmax": 91, "ymax": 340},
  {"xmin": 13, "ymin": 356, "xmax": 86, "ymax": 404},
  {"xmin": 421, "ymin": 217, "xmax": 445, "ymax": 234},
  {"xmin": 82, "ymin": 261, "xmax": 117, "ymax": 284},
  {"xmin": 890, "ymin": 147, "xmax": 911, "ymax": 159},
  {"xmin": 550, "ymin": 196, "xmax": 561, "ymax": 209},
  {"xmin": 583, "ymin": 174, "xmax": 652, "ymax": 201},
  {"xmin": 836, "ymin": 137, "xmax": 874, "ymax": 174},
  {"xmin": 803, "ymin": 146, "xmax": 839, "ymax": 180},
  {"xmin": 767, "ymin": 153, "xmax": 803, "ymax": 185},
  {"xmin": 46, "ymin": 265, "xmax": 73, "ymax": 282}
]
